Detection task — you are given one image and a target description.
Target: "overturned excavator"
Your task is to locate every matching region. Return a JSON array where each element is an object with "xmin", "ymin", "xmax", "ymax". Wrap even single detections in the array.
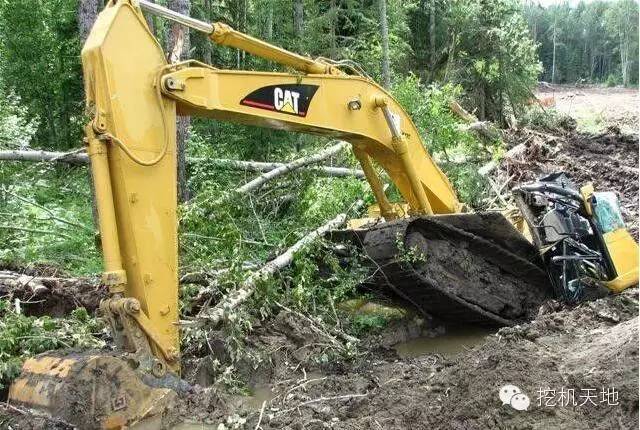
[{"xmin": 9, "ymin": 1, "xmax": 639, "ymax": 428}]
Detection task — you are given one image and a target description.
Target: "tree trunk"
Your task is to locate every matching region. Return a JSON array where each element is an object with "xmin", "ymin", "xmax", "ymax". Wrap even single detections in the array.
[
  {"xmin": 143, "ymin": 0, "xmax": 155, "ymax": 33},
  {"xmin": 166, "ymin": 0, "xmax": 191, "ymax": 203},
  {"xmin": 429, "ymin": 0, "xmax": 436, "ymax": 73},
  {"xmin": 551, "ymin": 21, "xmax": 557, "ymax": 84},
  {"xmin": 378, "ymin": 0, "xmax": 391, "ymax": 88},
  {"xmin": 0, "ymin": 150, "xmax": 366, "ymax": 178},
  {"xmin": 265, "ymin": 1, "xmax": 273, "ymax": 40},
  {"xmin": 236, "ymin": 141, "xmax": 350, "ymax": 193},
  {"xmin": 620, "ymin": 24, "xmax": 630, "ymax": 87},
  {"xmin": 77, "ymin": 0, "xmax": 100, "ymax": 42},
  {"xmin": 329, "ymin": 0, "xmax": 337, "ymax": 58},
  {"xmin": 195, "ymin": 200, "xmax": 364, "ymax": 327},
  {"xmin": 77, "ymin": 0, "xmax": 101, "ymax": 231},
  {"xmin": 294, "ymin": 0, "xmax": 304, "ymax": 39},
  {"xmin": 203, "ymin": 0, "xmax": 212, "ymax": 64}
]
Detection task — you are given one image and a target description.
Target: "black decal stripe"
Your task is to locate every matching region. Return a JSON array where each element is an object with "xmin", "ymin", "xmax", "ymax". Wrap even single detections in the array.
[{"xmin": 240, "ymin": 84, "xmax": 319, "ymax": 118}]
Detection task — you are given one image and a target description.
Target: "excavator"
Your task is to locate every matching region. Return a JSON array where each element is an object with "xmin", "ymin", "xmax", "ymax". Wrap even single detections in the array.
[{"xmin": 8, "ymin": 1, "xmax": 639, "ymax": 428}]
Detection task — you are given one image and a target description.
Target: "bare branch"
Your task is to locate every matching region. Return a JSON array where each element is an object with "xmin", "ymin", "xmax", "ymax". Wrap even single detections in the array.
[
  {"xmin": 0, "ymin": 150, "xmax": 365, "ymax": 178},
  {"xmin": 236, "ymin": 141, "xmax": 351, "ymax": 193},
  {"xmin": 0, "ymin": 225, "xmax": 72, "ymax": 239},
  {"xmin": 193, "ymin": 199, "xmax": 365, "ymax": 326}
]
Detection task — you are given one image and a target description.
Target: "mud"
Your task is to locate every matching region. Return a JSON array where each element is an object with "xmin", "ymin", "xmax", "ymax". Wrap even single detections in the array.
[
  {"xmin": 1, "ymin": 127, "xmax": 638, "ymax": 429},
  {"xmin": 0, "ymin": 265, "xmax": 105, "ymax": 317},
  {"xmin": 161, "ymin": 288, "xmax": 638, "ymax": 430}
]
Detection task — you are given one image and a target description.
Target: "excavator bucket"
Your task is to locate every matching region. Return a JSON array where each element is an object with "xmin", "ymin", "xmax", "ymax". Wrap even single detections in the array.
[{"xmin": 8, "ymin": 352, "xmax": 176, "ymax": 429}]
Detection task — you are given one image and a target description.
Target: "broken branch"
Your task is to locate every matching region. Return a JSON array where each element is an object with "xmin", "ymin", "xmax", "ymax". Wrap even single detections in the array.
[
  {"xmin": 235, "ymin": 141, "xmax": 351, "ymax": 194},
  {"xmin": 0, "ymin": 150, "xmax": 364, "ymax": 179},
  {"xmin": 195, "ymin": 199, "xmax": 365, "ymax": 326}
]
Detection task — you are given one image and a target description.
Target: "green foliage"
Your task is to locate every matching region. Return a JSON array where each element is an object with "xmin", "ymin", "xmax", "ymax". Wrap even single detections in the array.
[
  {"xmin": 519, "ymin": 106, "xmax": 576, "ymax": 132},
  {"xmin": 349, "ymin": 314, "xmax": 388, "ymax": 336},
  {"xmin": 286, "ymin": 242, "xmax": 368, "ymax": 313},
  {"xmin": 0, "ymin": 93, "xmax": 38, "ymax": 148},
  {"xmin": 408, "ymin": 0, "xmax": 541, "ymax": 122},
  {"xmin": 605, "ymin": 74, "xmax": 619, "ymax": 87},
  {"xmin": 0, "ymin": 0, "xmax": 83, "ymax": 149},
  {"xmin": 444, "ymin": 164, "xmax": 490, "ymax": 208},
  {"xmin": 0, "ymin": 163, "xmax": 101, "ymax": 274},
  {"xmin": 392, "ymin": 75, "xmax": 479, "ymax": 157},
  {"xmin": 0, "ymin": 301, "xmax": 105, "ymax": 388},
  {"xmin": 523, "ymin": 0, "xmax": 639, "ymax": 86},
  {"xmin": 391, "ymin": 75, "xmax": 495, "ymax": 207}
]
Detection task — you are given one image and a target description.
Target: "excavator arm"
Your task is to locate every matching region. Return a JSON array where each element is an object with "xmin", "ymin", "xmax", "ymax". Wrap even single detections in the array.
[
  {"xmin": 9, "ymin": 1, "xmax": 637, "ymax": 428},
  {"xmin": 10, "ymin": 3, "xmax": 463, "ymax": 426},
  {"xmin": 80, "ymin": 0, "xmax": 462, "ymax": 376}
]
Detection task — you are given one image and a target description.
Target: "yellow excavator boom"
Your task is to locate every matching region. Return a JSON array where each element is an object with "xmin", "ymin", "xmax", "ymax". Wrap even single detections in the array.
[{"xmin": 8, "ymin": 1, "xmax": 638, "ymax": 428}]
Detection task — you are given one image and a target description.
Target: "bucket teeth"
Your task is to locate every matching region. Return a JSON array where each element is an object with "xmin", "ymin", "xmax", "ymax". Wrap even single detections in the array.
[{"xmin": 9, "ymin": 352, "xmax": 176, "ymax": 429}]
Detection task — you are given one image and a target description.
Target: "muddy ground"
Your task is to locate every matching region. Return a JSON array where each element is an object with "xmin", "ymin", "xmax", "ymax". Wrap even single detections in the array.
[
  {"xmin": 1, "ymin": 124, "xmax": 638, "ymax": 429},
  {"xmin": 219, "ymin": 289, "xmax": 638, "ymax": 429},
  {"xmin": 166, "ymin": 289, "xmax": 639, "ymax": 430},
  {"xmin": 3, "ymin": 288, "xmax": 638, "ymax": 430},
  {"xmin": 499, "ymin": 126, "xmax": 639, "ymax": 236}
]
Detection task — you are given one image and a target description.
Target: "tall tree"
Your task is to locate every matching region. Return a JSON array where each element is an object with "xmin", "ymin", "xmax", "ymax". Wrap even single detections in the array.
[
  {"xmin": 293, "ymin": 0, "xmax": 304, "ymax": 40},
  {"xmin": 429, "ymin": 0, "xmax": 436, "ymax": 72},
  {"xmin": 0, "ymin": 0, "xmax": 83, "ymax": 149},
  {"xmin": 605, "ymin": 0, "xmax": 638, "ymax": 87},
  {"xmin": 551, "ymin": 17, "xmax": 558, "ymax": 83},
  {"xmin": 166, "ymin": 0, "xmax": 191, "ymax": 202},
  {"xmin": 77, "ymin": 0, "xmax": 100, "ymax": 42},
  {"xmin": 378, "ymin": 0, "xmax": 391, "ymax": 88},
  {"xmin": 77, "ymin": 0, "xmax": 102, "ymax": 228}
]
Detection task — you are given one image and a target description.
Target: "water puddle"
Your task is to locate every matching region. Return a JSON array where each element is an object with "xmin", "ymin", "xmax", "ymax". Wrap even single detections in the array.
[
  {"xmin": 244, "ymin": 383, "xmax": 277, "ymax": 409},
  {"xmin": 394, "ymin": 325, "xmax": 495, "ymax": 358},
  {"xmin": 172, "ymin": 423, "xmax": 218, "ymax": 430}
]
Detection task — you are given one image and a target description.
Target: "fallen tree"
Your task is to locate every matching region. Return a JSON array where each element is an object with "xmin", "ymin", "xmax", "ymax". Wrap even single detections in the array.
[
  {"xmin": 194, "ymin": 199, "xmax": 365, "ymax": 327},
  {"xmin": 449, "ymin": 101, "xmax": 502, "ymax": 142},
  {"xmin": 236, "ymin": 141, "xmax": 351, "ymax": 193},
  {"xmin": 0, "ymin": 149, "xmax": 365, "ymax": 179},
  {"xmin": 0, "ymin": 149, "xmax": 89, "ymax": 165}
]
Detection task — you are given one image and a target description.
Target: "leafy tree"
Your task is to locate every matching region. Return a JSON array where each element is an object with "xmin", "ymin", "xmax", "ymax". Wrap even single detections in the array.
[
  {"xmin": 523, "ymin": 0, "xmax": 639, "ymax": 86},
  {"xmin": 0, "ymin": 0, "xmax": 83, "ymax": 150},
  {"xmin": 605, "ymin": 0, "xmax": 639, "ymax": 87}
]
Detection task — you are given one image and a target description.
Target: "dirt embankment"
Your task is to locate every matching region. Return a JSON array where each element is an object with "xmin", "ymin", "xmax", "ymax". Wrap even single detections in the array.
[
  {"xmin": 498, "ymin": 127, "xmax": 639, "ymax": 236},
  {"xmin": 0, "ymin": 263, "xmax": 105, "ymax": 317},
  {"xmin": 166, "ymin": 289, "xmax": 638, "ymax": 430}
]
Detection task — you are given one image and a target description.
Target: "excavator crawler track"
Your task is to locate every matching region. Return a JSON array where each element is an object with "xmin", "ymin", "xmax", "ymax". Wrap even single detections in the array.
[{"xmin": 348, "ymin": 213, "xmax": 552, "ymax": 326}]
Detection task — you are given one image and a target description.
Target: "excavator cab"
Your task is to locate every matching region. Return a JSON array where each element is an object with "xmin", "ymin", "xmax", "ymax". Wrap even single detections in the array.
[{"xmin": 514, "ymin": 173, "xmax": 639, "ymax": 302}]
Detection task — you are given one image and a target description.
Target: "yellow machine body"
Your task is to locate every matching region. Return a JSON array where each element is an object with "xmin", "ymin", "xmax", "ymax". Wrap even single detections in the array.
[
  {"xmin": 81, "ymin": 1, "xmax": 180, "ymax": 370},
  {"xmin": 9, "ymin": 1, "xmax": 639, "ymax": 427},
  {"xmin": 602, "ymin": 228, "xmax": 639, "ymax": 292},
  {"xmin": 8, "ymin": 353, "xmax": 175, "ymax": 429},
  {"xmin": 579, "ymin": 184, "xmax": 639, "ymax": 292}
]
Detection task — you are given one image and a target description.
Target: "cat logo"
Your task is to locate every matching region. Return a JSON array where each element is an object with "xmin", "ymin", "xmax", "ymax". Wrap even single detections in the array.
[
  {"xmin": 274, "ymin": 87, "xmax": 300, "ymax": 114},
  {"xmin": 240, "ymin": 84, "xmax": 319, "ymax": 118}
]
